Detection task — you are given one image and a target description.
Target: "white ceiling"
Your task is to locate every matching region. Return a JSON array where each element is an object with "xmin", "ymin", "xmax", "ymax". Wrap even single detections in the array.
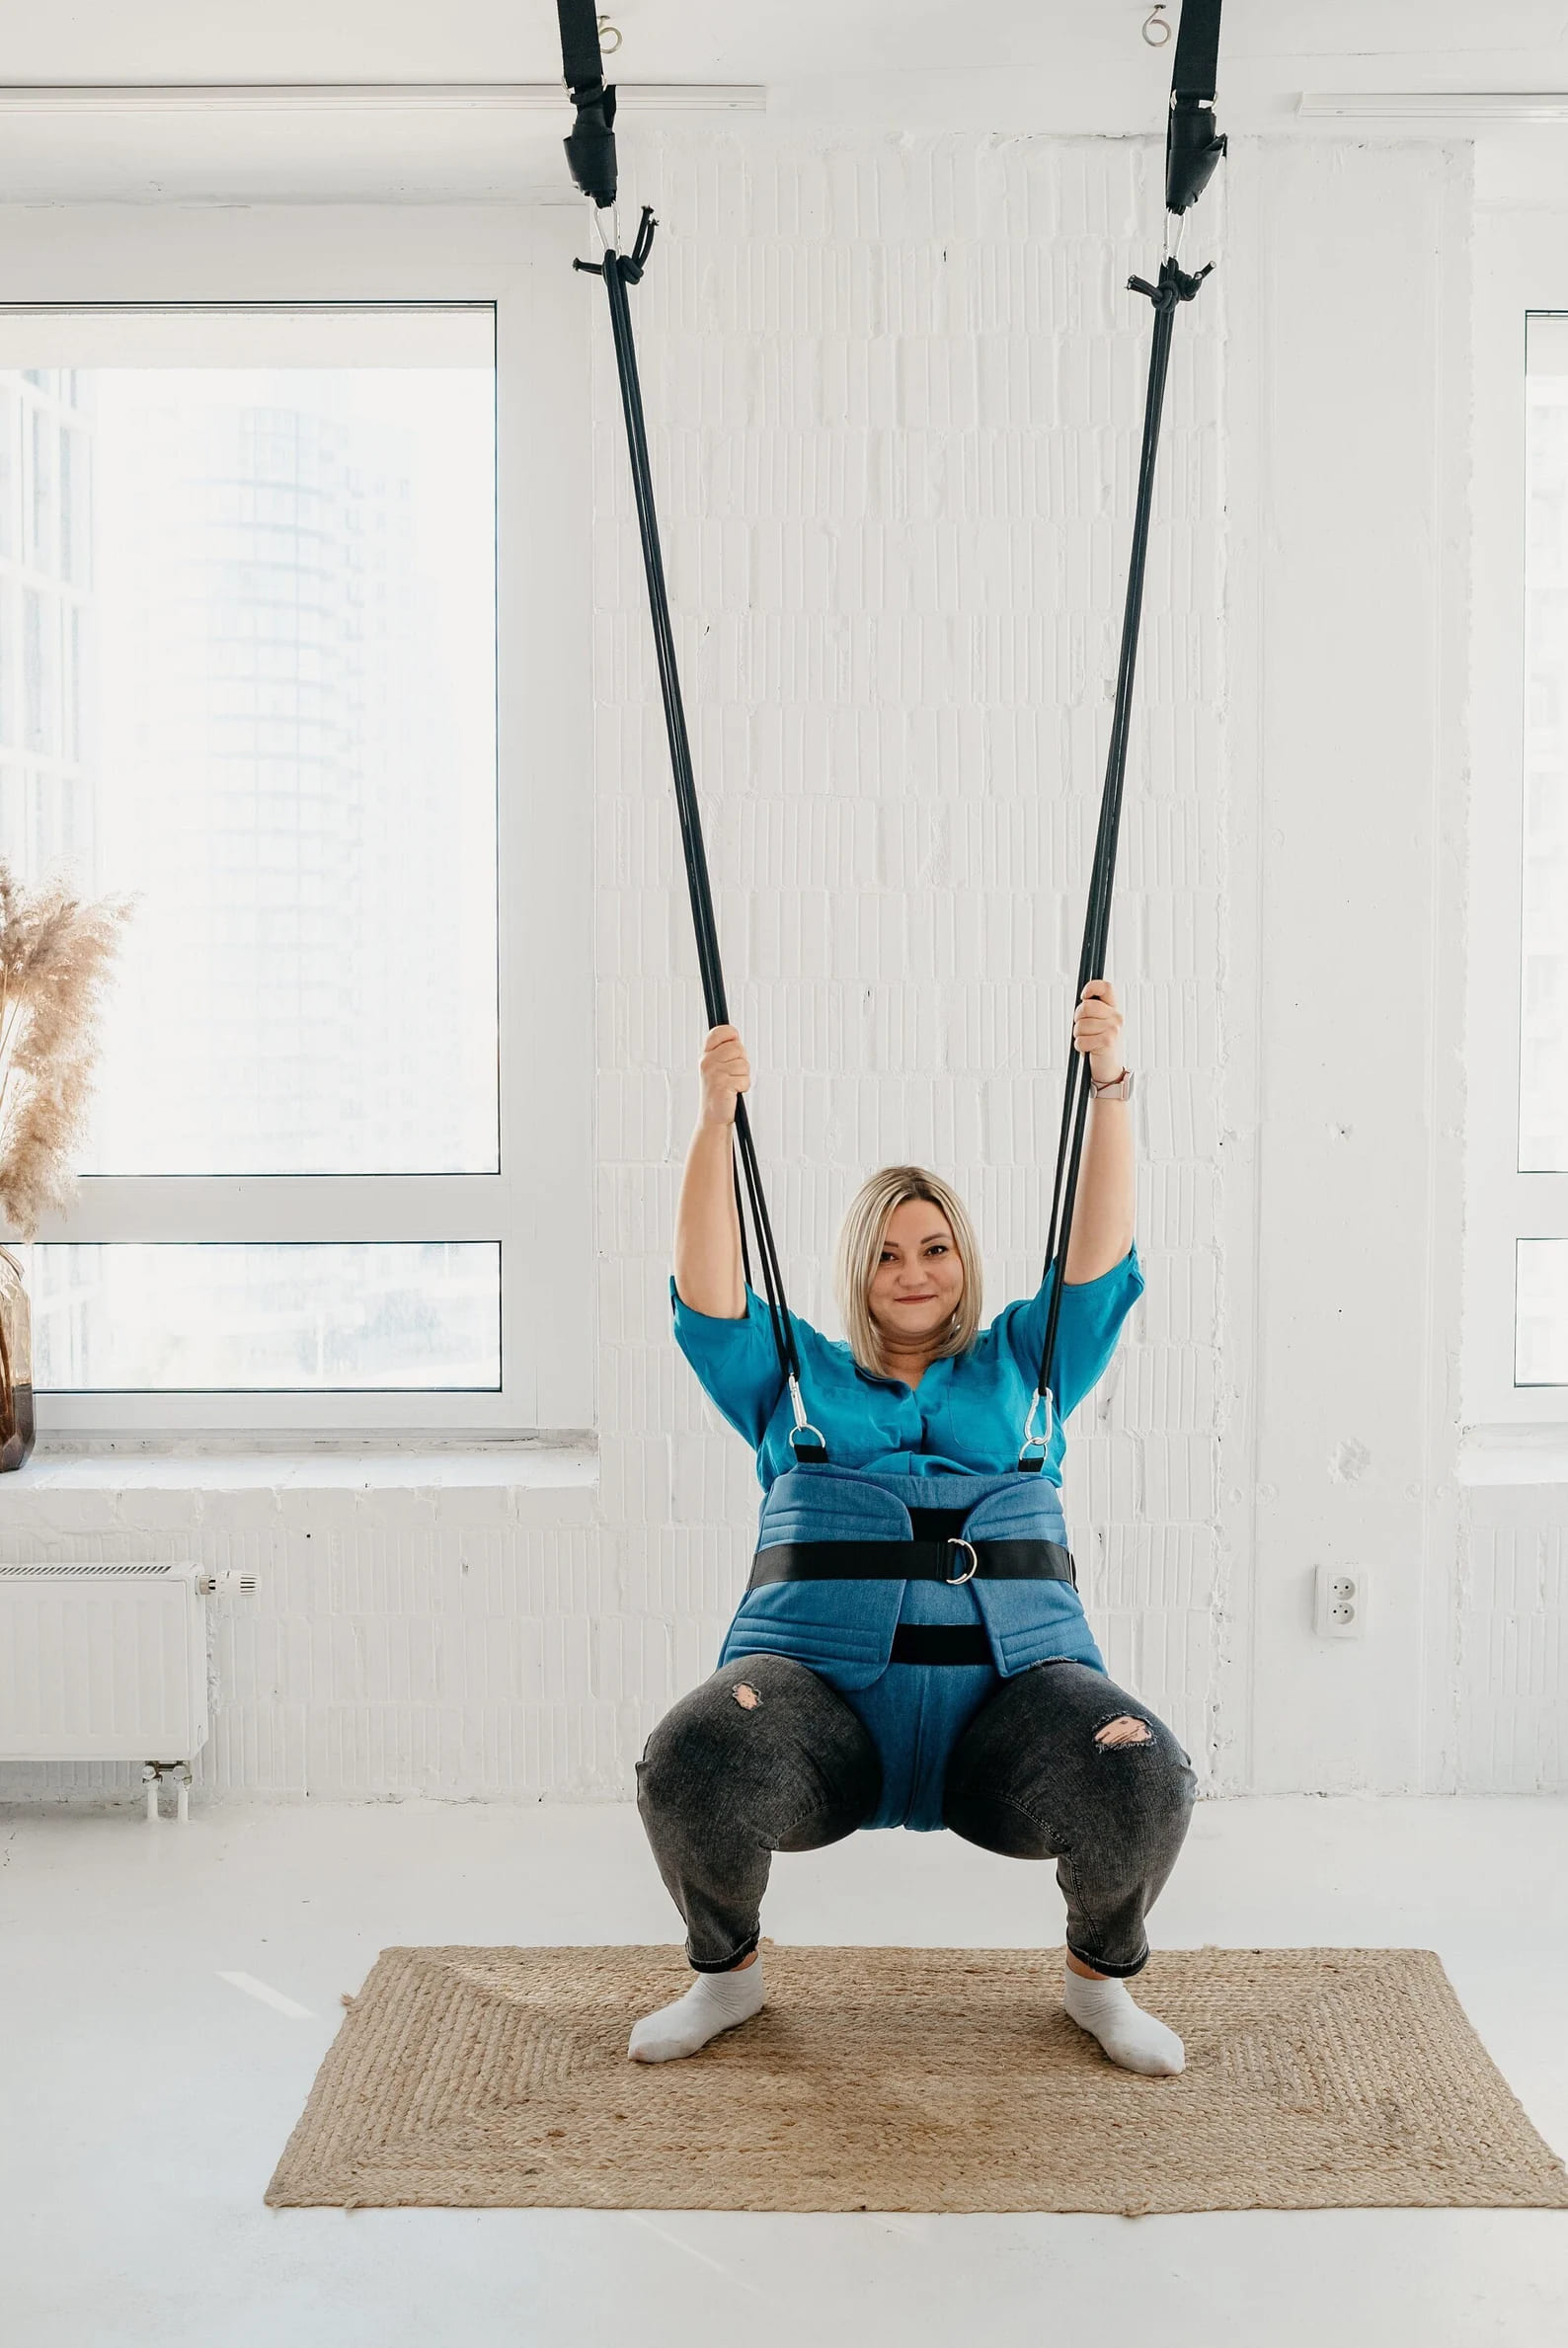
[
  {"xmin": 3, "ymin": 1, "xmax": 1568, "ymax": 203},
  {"xmin": 2, "ymin": 0, "xmax": 1564, "ymax": 92}
]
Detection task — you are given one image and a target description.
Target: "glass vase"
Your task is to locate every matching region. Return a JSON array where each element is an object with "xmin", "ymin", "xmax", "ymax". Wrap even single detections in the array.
[{"xmin": 0, "ymin": 1244, "xmax": 36, "ymax": 1473}]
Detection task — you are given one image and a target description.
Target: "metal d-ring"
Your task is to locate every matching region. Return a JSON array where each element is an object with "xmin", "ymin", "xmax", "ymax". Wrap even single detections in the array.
[
  {"xmin": 788, "ymin": 1421, "xmax": 826, "ymax": 1457},
  {"xmin": 945, "ymin": 1537, "xmax": 979, "ymax": 1586}
]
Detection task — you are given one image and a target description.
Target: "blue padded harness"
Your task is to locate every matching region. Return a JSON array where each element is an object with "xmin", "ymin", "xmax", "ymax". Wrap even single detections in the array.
[{"xmin": 717, "ymin": 1466, "xmax": 1107, "ymax": 1831}]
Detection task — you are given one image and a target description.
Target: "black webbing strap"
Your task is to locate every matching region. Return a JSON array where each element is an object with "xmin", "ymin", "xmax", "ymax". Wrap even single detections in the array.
[
  {"xmin": 749, "ymin": 1539, "xmax": 1077, "ymax": 1589},
  {"xmin": 889, "ymin": 1625, "xmax": 994, "ymax": 1666},
  {"xmin": 1166, "ymin": 0, "xmax": 1226, "ymax": 214},
  {"xmin": 1020, "ymin": 0, "xmax": 1223, "ymax": 1470},
  {"xmin": 557, "ymin": 0, "xmax": 604, "ymax": 92},
  {"xmin": 556, "ymin": 0, "xmax": 618, "ymax": 208},
  {"xmin": 1170, "ymin": 0, "xmax": 1220, "ymax": 101},
  {"xmin": 573, "ymin": 208, "xmax": 826, "ymax": 1464}
]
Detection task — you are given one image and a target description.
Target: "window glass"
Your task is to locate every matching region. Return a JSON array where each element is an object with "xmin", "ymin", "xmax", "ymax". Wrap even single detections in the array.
[
  {"xmin": 0, "ymin": 307, "xmax": 499, "ymax": 1177},
  {"xmin": 31, "ymin": 1241, "xmax": 502, "ymax": 1391},
  {"xmin": 1516, "ymin": 1237, "xmax": 1568, "ymax": 1386},
  {"xmin": 1522, "ymin": 316, "xmax": 1568, "ymax": 1173}
]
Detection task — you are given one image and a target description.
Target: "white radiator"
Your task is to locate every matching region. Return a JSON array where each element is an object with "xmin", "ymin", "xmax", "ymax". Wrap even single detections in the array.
[{"xmin": 0, "ymin": 1562, "xmax": 221, "ymax": 1818}]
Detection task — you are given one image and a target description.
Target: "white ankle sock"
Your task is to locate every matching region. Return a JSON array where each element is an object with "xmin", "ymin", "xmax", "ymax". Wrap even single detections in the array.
[
  {"xmin": 628, "ymin": 1955, "xmax": 766, "ymax": 2063},
  {"xmin": 1061, "ymin": 1958, "xmax": 1185, "ymax": 2076}
]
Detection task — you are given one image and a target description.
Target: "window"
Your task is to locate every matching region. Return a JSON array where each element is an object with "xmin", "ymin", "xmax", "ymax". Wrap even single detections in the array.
[
  {"xmin": 1519, "ymin": 318, "xmax": 1568, "ymax": 1388},
  {"xmin": 0, "ymin": 215, "xmax": 593, "ymax": 1437},
  {"xmin": 1468, "ymin": 226, "xmax": 1568, "ymax": 1428}
]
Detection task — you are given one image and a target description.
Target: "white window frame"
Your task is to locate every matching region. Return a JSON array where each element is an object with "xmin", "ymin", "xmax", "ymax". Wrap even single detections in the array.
[
  {"xmin": 1468, "ymin": 206, "xmax": 1568, "ymax": 1428},
  {"xmin": 0, "ymin": 202, "xmax": 594, "ymax": 1438}
]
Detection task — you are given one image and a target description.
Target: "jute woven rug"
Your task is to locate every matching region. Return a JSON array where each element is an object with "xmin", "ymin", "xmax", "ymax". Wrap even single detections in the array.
[{"xmin": 265, "ymin": 1943, "xmax": 1568, "ymax": 2216}]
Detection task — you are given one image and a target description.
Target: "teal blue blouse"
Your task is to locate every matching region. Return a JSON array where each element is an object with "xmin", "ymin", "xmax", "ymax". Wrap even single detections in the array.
[{"xmin": 668, "ymin": 1244, "xmax": 1145, "ymax": 1492}]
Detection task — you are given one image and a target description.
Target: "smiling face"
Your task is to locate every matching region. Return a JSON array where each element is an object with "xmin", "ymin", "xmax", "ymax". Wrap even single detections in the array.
[{"xmin": 867, "ymin": 1197, "xmax": 966, "ymax": 1355}]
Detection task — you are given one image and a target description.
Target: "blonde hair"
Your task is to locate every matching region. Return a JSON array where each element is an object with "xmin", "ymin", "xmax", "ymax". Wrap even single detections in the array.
[{"xmin": 832, "ymin": 1165, "xmax": 984, "ymax": 1378}]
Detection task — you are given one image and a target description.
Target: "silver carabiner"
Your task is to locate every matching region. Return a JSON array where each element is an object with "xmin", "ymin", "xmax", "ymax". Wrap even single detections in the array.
[
  {"xmin": 1016, "ymin": 1386, "xmax": 1058, "ymax": 1466},
  {"xmin": 787, "ymin": 1373, "xmax": 825, "ymax": 1458},
  {"xmin": 945, "ymin": 1537, "xmax": 980, "ymax": 1586}
]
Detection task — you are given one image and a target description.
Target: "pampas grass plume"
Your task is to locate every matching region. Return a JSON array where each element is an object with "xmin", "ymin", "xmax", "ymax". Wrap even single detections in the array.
[{"xmin": 0, "ymin": 860, "xmax": 135, "ymax": 1239}]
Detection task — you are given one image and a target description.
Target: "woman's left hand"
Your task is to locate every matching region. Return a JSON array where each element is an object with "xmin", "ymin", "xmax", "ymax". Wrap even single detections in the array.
[{"xmin": 1072, "ymin": 978, "xmax": 1126, "ymax": 1087}]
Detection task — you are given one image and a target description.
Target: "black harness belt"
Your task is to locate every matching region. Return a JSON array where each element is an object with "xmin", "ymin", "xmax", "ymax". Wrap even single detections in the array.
[{"xmin": 748, "ymin": 1539, "xmax": 1076, "ymax": 1590}]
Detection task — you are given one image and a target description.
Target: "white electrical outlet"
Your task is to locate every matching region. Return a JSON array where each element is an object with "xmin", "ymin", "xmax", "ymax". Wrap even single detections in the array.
[{"xmin": 1314, "ymin": 1565, "xmax": 1368, "ymax": 1639}]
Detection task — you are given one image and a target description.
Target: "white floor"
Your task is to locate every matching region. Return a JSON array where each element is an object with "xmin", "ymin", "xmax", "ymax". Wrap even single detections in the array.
[{"xmin": 4, "ymin": 1793, "xmax": 1567, "ymax": 2348}]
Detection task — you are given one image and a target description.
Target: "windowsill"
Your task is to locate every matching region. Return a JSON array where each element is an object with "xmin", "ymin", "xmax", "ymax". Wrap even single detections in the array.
[
  {"xmin": 7, "ymin": 1435, "xmax": 599, "ymax": 1499},
  {"xmin": 1459, "ymin": 1425, "xmax": 1568, "ymax": 1487}
]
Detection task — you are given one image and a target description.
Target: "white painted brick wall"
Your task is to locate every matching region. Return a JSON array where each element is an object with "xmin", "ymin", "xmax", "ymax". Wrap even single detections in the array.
[
  {"xmin": 0, "ymin": 131, "xmax": 1544, "ymax": 1805},
  {"xmin": 594, "ymin": 131, "xmax": 1226, "ymax": 1771},
  {"xmin": 1457, "ymin": 1492, "xmax": 1567, "ymax": 1789},
  {"xmin": 0, "ymin": 131, "xmax": 1226, "ymax": 1806}
]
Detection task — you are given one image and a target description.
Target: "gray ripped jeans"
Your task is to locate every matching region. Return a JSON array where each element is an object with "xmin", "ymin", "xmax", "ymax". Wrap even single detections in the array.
[{"xmin": 636, "ymin": 1654, "xmax": 1197, "ymax": 1979}]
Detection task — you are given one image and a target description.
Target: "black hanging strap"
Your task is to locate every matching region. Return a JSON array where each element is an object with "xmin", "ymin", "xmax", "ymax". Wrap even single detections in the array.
[
  {"xmin": 1019, "ymin": 0, "xmax": 1223, "ymax": 1471},
  {"xmin": 557, "ymin": 0, "xmax": 618, "ymax": 208},
  {"xmin": 570, "ymin": 201, "xmax": 828, "ymax": 1465},
  {"xmin": 1166, "ymin": 0, "xmax": 1226, "ymax": 214},
  {"xmin": 554, "ymin": 1, "xmax": 820, "ymax": 1451},
  {"xmin": 556, "ymin": 0, "xmax": 1223, "ymax": 1481}
]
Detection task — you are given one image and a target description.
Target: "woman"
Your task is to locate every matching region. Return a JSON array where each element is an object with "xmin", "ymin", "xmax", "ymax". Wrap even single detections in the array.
[{"xmin": 631, "ymin": 979, "xmax": 1197, "ymax": 2076}]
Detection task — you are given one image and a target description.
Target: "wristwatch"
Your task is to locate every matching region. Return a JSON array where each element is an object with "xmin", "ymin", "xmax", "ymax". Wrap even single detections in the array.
[{"xmin": 1088, "ymin": 1066, "xmax": 1135, "ymax": 1101}]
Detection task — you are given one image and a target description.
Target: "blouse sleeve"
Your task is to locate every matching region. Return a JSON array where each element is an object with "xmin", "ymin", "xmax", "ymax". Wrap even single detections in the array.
[
  {"xmin": 993, "ymin": 1243, "xmax": 1146, "ymax": 1422},
  {"xmin": 668, "ymin": 1276, "xmax": 792, "ymax": 1448}
]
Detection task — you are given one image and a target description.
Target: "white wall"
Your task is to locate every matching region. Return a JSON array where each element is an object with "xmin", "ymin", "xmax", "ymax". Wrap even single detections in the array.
[
  {"xmin": 1454, "ymin": 195, "xmax": 1568, "ymax": 1794},
  {"xmin": 1458, "ymin": 1489, "xmax": 1567, "ymax": 1786},
  {"xmin": 0, "ymin": 125, "xmax": 1521, "ymax": 1804},
  {"xmin": 1222, "ymin": 136, "xmax": 1470, "ymax": 1791}
]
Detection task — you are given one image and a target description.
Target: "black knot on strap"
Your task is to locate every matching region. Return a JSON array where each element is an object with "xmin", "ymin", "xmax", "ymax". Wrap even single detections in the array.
[{"xmin": 1128, "ymin": 257, "xmax": 1215, "ymax": 314}]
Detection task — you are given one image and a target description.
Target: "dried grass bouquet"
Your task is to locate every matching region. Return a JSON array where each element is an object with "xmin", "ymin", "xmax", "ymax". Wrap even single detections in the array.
[{"xmin": 0, "ymin": 860, "xmax": 135, "ymax": 1239}]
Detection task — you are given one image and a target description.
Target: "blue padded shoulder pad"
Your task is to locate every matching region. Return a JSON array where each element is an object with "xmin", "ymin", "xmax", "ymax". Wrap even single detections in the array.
[
  {"xmin": 959, "ymin": 1479, "xmax": 1069, "ymax": 1544},
  {"xmin": 756, "ymin": 1466, "xmax": 912, "ymax": 1546}
]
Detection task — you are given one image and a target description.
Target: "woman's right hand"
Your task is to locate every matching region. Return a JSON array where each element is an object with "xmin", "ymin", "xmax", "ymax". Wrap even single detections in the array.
[{"xmin": 699, "ymin": 1024, "xmax": 750, "ymax": 1128}]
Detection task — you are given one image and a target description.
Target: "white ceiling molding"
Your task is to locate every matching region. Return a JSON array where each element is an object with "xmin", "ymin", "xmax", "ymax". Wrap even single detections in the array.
[
  {"xmin": 0, "ymin": 82, "xmax": 766, "ymax": 117},
  {"xmin": 1298, "ymin": 92, "xmax": 1568, "ymax": 122}
]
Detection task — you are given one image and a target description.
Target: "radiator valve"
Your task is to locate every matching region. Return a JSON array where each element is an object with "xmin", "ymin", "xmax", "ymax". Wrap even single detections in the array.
[{"xmin": 196, "ymin": 1571, "xmax": 258, "ymax": 1598}]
